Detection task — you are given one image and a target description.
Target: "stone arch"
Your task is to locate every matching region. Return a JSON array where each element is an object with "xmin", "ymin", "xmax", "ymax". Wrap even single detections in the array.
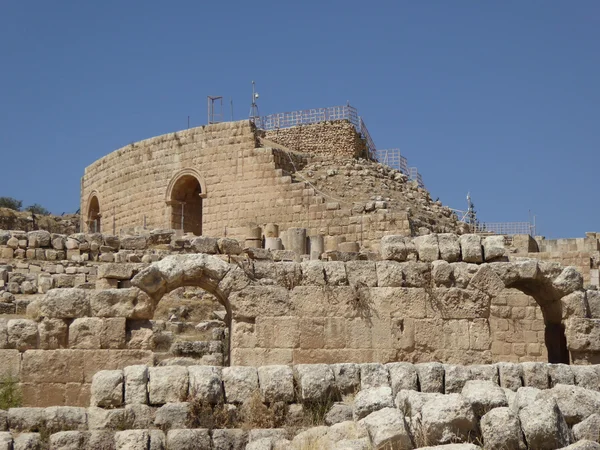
[
  {"xmin": 486, "ymin": 260, "xmax": 585, "ymax": 364},
  {"xmin": 165, "ymin": 169, "xmax": 207, "ymax": 236},
  {"xmin": 131, "ymin": 254, "xmax": 251, "ymax": 365},
  {"xmin": 86, "ymin": 191, "xmax": 102, "ymax": 233}
]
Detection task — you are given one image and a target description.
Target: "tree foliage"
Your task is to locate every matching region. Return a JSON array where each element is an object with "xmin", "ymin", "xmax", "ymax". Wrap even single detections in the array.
[
  {"xmin": 25, "ymin": 203, "xmax": 51, "ymax": 216},
  {"xmin": 0, "ymin": 197, "xmax": 22, "ymax": 211}
]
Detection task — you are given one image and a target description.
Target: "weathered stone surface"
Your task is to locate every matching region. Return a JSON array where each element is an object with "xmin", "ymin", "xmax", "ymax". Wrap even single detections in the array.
[
  {"xmin": 421, "ymin": 394, "xmax": 477, "ymax": 445},
  {"xmin": 325, "ymin": 403, "xmax": 354, "ymax": 426},
  {"xmin": 387, "ymin": 362, "xmax": 418, "ymax": 396},
  {"xmin": 49, "ymin": 430, "xmax": 86, "ymax": 449},
  {"xmin": 191, "ymin": 236, "xmax": 219, "ymax": 254},
  {"xmin": 497, "ymin": 362, "xmax": 523, "ymax": 391},
  {"xmin": 480, "ymin": 407, "xmax": 526, "ymax": 450},
  {"xmin": 124, "ymin": 365, "xmax": 148, "ymax": 405},
  {"xmin": 359, "ymin": 407, "xmax": 412, "ymax": 449},
  {"xmin": 573, "ymin": 413, "xmax": 600, "ymax": 443},
  {"xmin": 416, "ymin": 362, "xmax": 444, "ymax": 393},
  {"xmin": 44, "ymin": 406, "xmax": 87, "ymax": 432},
  {"xmin": 154, "ymin": 403, "xmax": 190, "ymax": 429},
  {"xmin": 91, "ymin": 370, "xmax": 124, "ymax": 408},
  {"xmin": 380, "ymin": 235, "xmax": 410, "ymax": 262},
  {"xmin": 461, "ymin": 380, "xmax": 507, "ymax": 416},
  {"xmin": 69, "ymin": 317, "xmax": 103, "ymax": 349},
  {"xmin": 459, "ymin": 235, "xmax": 483, "ymax": 264},
  {"xmin": 87, "ymin": 407, "xmax": 129, "ymax": 430},
  {"xmin": 572, "ymin": 365, "xmax": 599, "ymax": 390},
  {"xmin": 97, "ymin": 264, "xmax": 136, "ymax": 280},
  {"xmin": 438, "ymin": 233, "xmax": 461, "ymax": 263},
  {"xmin": 482, "ymin": 236, "xmax": 506, "ymax": 262},
  {"xmin": 332, "ymin": 363, "xmax": 360, "ymax": 395},
  {"xmin": 414, "ymin": 234, "xmax": 440, "ymax": 262},
  {"xmin": 223, "ymin": 366, "xmax": 259, "ymax": 404},
  {"xmin": 91, "ymin": 288, "xmax": 153, "ymax": 319},
  {"xmin": 566, "ymin": 318, "xmax": 600, "ymax": 352},
  {"xmin": 353, "ymin": 386, "xmax": 393, "ymax": 420},
  {"xmin": 8, "ymin": 407, "xmax": 45, "ymax": 431},
  {"xmin": 549, "ymin": 363, "xmax": 575, "ymax": 387},
  {"xmin": 562, "ymin": 441, "xmax": 600, "ymax": 450},
  {"xmin": 521, "ymin": 362, "xmax": 549, "ymax": 389},
  {"xmin": 115, "ymin": 429, "xmax": 149, "ymax": 450},
  {"xmin": 432, "ymin": 260, "xmax": 453, "ymax": 287},
  {"xmin": 7, "ymin": 319, "xmax": 38, "ymax": 351},
  {"xmin": 553, "ymin": 266, "xmax": 584, "ymax": 297},
  {"xmin": 295, "ymin": 364, "xmax": 335, "ymax": 402},
  {"xmin": 218, "ymin": 238, "xmax": 243, "ymax": 255},
  {"xmin": 537, "ymin": 384, "xmax": 600, "ymax": 425},
  {"xmin": 188, "ymin": 365, "xmax": 223, "ymax": 404},
  {"xmin": 359, "ymin": 363, "xmax": 388, "ymax": 390},
  {"xmin": 13, "ymin": 432, "xmax": 42, "ymax": 450},
  {"xmin": 511, "ymin": 387, "xmax": 541, "ymax": 414},
  {"xmin": 33, "ymin": 288, "xmax": 90, "ymax": 318},
  {"xmin": 166, "ymin": 429, "xmax": 211, "ymax": 450},
  {"xmin": 148, "ymin": 366, "xmax": 189, "ymax": 405},
  {"xmin": 212, "ymin": 428, "xmax": 248, "ymax": 450},
  {"xmin": 257, "ymin": 365, "xmax": 295, "ymax": 403},
  {"xmin": 518, "ymin": 398, "xmax": 572, "ymax": 449}
]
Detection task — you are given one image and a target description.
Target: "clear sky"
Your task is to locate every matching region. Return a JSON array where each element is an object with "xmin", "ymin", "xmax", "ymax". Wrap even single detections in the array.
[{"xmin": 0, "ymin": 1, "xmax": 598, "ymax": 239}]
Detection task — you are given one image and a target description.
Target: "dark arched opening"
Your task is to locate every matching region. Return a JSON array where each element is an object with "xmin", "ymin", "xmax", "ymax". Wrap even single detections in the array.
[
  {"xmin": 87, "ymin": 195, "xmax": 101, "ymax": 233},
  {"xmin": 169, "ymin": 175, "xmax": 203, "ymax": 235}
]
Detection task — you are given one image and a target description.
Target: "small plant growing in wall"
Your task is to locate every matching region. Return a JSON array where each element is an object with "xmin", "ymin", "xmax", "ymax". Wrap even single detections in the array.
[{"xmin": 0, "ymin": 374, "xmax": 22, "ymax": 409}]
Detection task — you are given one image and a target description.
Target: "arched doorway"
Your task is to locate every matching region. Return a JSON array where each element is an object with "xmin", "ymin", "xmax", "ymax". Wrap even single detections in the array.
[
  {"xmin": 166, "ymin": 170, "xmax": 206, "ymax": 236},
  {"xmin": 87, "ymin": 194, "xmax": 101, "ymax": 233}
]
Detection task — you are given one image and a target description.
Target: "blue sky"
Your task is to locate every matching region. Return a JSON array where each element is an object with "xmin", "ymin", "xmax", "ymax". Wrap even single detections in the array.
[{"xmin": 0, "ymin": 1, "xmax": 598, "ymax": 238}]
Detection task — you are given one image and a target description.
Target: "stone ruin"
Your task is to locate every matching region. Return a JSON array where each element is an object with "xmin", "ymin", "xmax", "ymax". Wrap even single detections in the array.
[{"xmin": 1, "ymin": 116, "xmax": 600, "ymax": 448}]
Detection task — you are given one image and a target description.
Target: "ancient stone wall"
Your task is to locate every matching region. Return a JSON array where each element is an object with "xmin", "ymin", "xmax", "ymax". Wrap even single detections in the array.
[
  {"xmin": 80, "ymin": 121, "xmax": 412, "ymax": 249},
  {"xmin": 262, "ymin": 120, "xmax": 367, "ymax": 160}
]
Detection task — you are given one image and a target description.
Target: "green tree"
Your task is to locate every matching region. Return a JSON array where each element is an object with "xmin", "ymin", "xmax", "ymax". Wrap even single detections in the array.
[
  {"xmin": 25, "ymin": 204, "xmax": 51, "ymax": 216},
  {"xmin": 0, "ymin": 197, "xmax": 22, "ymax": 211}
]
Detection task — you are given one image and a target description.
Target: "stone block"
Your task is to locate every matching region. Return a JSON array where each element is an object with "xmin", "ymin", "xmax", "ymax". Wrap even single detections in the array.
[
  {"xmin": 294, "ymin": 364, "xmax": 334, "ymax": 402},
  {"xmin": 191, "ymin": 236, "xmax": 219, "ymax": 254},
  {"xmin": 33, "ymin": 288, "xmax": 90, "ymax": 319},
  {"xmin": 115, "ymin": 429, "xmax": 149, "ymax": 450},
  {"xmin": 148, "ymin": 366, "xmax": 189, "ymax": 405},
  {"xmin": 8, "ymin": 407, "xmax": 45, "ymax": 431},
  {"xmin": 480, "ymin": 407, "xmax": 526, "ymax": 450},
  {"xmin": 414, "ymin": 234, "xmax": 440, "ymax": 262},
  {"xmin": 359, "ymin": 407, "xmax": 412, "ymax": 449},
  {"xmin": 124, "ymin": 365, "xmax": 148, "ymax": 405},
  {"xmin": 188, "ymin": 365, "xmax": 223, "ymax": 404},
  {"xmin": 7, "ymin": 319, "xmax": 38, "ymax": 351},
  {"xmin": 166, "ymin": 429, "xmax": 211, "ymax": 449},
  {"xmin": 154, "ymin": 403, "xmax": 190, "ymax": 429},
  {"xmin": 223, "ymin": 366, "xmax": 259, "ymax": 404},
  {"xmin": 90, "ymin": 288, "xmax": 153, "ymax": 319},
  {"xmin": 483, "ymin": 235, "xmax": 506, "ymax": 261},
  {"xmin": 331, "ymin": 363, "xmax": 360, "ymax": 395},
  {"xmin": 415, "ymin": 362, "xmax": 444, "ymax": 393},
  {"xmin": 518, "ymin": 398, "xmax": 571, "ymax": 449},
  {"xmin": 44, "ymin": 406, "xmax": 87, "ymax": 433},
  {"xmin": 360, "ymin": 363, "xmax": 389, "ymax": 389},
  {"xmin": 69, "ymin": 318, "xmax": 103, "ymax": 349},
  {"xmin": 97, "ymin": 263, "xmax": 136, "ymax": 280},
  {"xmin": 460, "ymin": 234, "xmax": 483, "ymax": 263},
  {"xmin": 438, "ymin": 233, "xmax": 461, "ymax": 262},
  {"xmin": 353, "ymin": 386, "xmax": 394, "ymax": 420},
  {"xmin": 91, "ymin": 370, "xmax": 124, "ymax": 407},
  {"xmin": 257, "ymin": 365, "xmax": 295, "ymax": 403}
]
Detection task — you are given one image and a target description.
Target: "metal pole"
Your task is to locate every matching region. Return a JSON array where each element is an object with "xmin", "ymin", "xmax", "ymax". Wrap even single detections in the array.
[{"xmin": 180, "ymin": 203, "xmax": 185, "ymax": 232}]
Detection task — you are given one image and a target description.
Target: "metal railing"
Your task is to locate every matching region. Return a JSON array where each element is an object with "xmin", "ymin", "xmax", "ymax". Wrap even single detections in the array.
[
  {"xmin": 409, "ymin": 167, "xmax": 425, "ymax": 188},
  {"xmin": 254, "ymin": 104, "xmax": 377, "ymax": 159},
  {"xmin": 473, "ymin": 222, "xmax": 535, "ymax": 236},
  {"xmin": 375, "ymin": 149, "xmax": 409, "ymax": 175}
]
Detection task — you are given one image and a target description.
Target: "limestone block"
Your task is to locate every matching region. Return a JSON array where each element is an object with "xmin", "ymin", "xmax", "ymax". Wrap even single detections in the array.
[
  {"xmin": 0, "ymin": 410, "xmax": 5, "ymax": 432},
  {"xmin": 69, "ymin": 318, "xmax": 103, "ymax": 349},
  {"xmin": 548, "ymin": 363, "xmax": 575, "ymax": 387},
  {"xmin": 323, "ymin": 261, "xmax": 348, "ymax": 285},
  {"xmin": 120, "ymin": 236, "xmax": 147, "ymax": 251},
  {"xmin": 553, "ymin": 266, "xmax": 584, "ymax": 297},
  {"xmin": 148, "ymin": 366, "xmax": 189, "ymax": 405},
  {"xmin": 218, "ymin": 238, "xmax": 243, "ymax": 255},
  {"xmin": 166, "ymin": 429, "xmax": 211, "ymax": 449},
  {"xmin": 573, "ymin": 413, "xmax": 600, "ymax": 442},
  {"xmin": 125, "ymin": 404, "xmax": 155, "ymax": 429},
  {"xmin": 444, "ymin": 365, "xmax": 472, "ymax": 394},
  {"xmin": 387, "ymin": 362, "xmax": 418, "ymax": 396},
  {"xmin": 561, "ymin": 291, "xmax": 589, "ymax": 320},
  {"xmin": 482, "ymin": 235, "xmax": 506, "ymax": 261},
  {"xmin": 359, "ymin": 363, "xmax": 389, "ymax": 389},
  {"xmin": 375, "ymin": 261, "xmax": 404, "ymax": 287},
  {"xmin": 480, "ymin": 407, "xmax": 526, "ymax": 450},
  {"xmin": 191, "ymin": 236, "xmax": 219, "ymax": 254},
  {"xmin": 7, "ymin": 319, "xmax": 38, "ymax": 351},
  {"xmin": 115, "ymin": 430, "xmax": 149, "ymax": 450},
  {"xmin": 97, "ymin": 264, "xmax": 135, "ymax": 280},
  {"xmin": 90, "ymin": 288, "xmax": 153, "ymax": 319},
  {"xmin": 223, "ymin": 366, "xmax": 259, "ymax": 404},
  {"xmin": 353, "ymin": 386, "xmax": 393, "ymax": 420},
  {"xmin": 49, "ymin": 430, "xmax": 87, "ymax": 449},
  {"xmin": 380, "ymin": 235, "xmax": 410, "ymax": 262},
  {"xmin": 21, "ymin": 349, "xmax": 84, "ymax": 383},
  {"xmin": 230, "ymin": 285, "xmax": 292, "ymax": 319},
  {"xmin": 400, "ymin": 261, "xmax": 430, "ymax": 288},
  {"xmin": 438, "ymin": 233, "xmax": 461, "ymax": 262},
  {"xmin": 103, "ymin": 235, "xmax": 121, "ymax": 251},
  {"xmin": 13, "ymin": 433, "xmax": 42, "ymax": 449},
  {"xmin": 325, "ymin": 403, "xmax": 353, "ymax": 426},
  {"xmin": 521, "ymin": 362, "xmax": 549, "ymax": 389},
  {"xmin": 468, "ymin": 264, "xmax": 505, "ymax": 296},
  {"xmin": 497, "ymin": 362, "xmax": 523, "ymax": 391},
  {"xmin": 431, "ymin": 287, "xmax": 490, "ymax": 319},
  {"xmin": 300, "ymin": 261, "xmax": 326, "ymax": 286},
  {"xmin": 331, "ymin": 363, "xmax": 360, "ymax": 395},
  {"xmin": 188, "ymin": 366, "xmax": 223, "ymax": 404},
  {"xmin": 432, "ymin": 260, "xmax": 453, "ymax": 287},
  {"xmin": 33, "ymin": 288, "xmax": 90, "ymax": 319},
  {"xmin": 8, "ymin": 408, "xmax": 45, "ymax": 431},
  {"xmin": 415, "ymin": 362, "xmax": 444, "ymax": 393},
  {"xmin": 44, "ymin": 406, "xmax": 88, "ymax": 432},
  {"xmin": 124, "ymin": 365, "xmax": 148, "ymax": 405},
  {"xmin": 536, "ymin": 384, "xmax": 600, "ymax": 425},
  {"xmin": 459, "ymin": 235, "xmax": 483, "ymax": 264},
  {"xmin": 461, "ymin": 380, "xmax": 507, "ymax": 416},
  {"xmin": 422, "ymin": 398, "xmax": 478, "ymax": 446},
  {"xmin": 28, "ymin": 230, "xmax": 51, "ymax": 247},
  {"xmin": 358, "ymin": 407, "xmax": 412, "ymax": 449},
  {"xmin": 413, "ymin": 234, "xmax": 440, "ymax": 262},
  {"xmin": 294, "ymin": 364, "xmax": 335, "ymax": 402},
  {"xmin": 345, "ymin": 261, "xmax": 377, "ymax": 287},
  {"xmin": 566, "ymin": 318, "xmax": 600, "ymax": 352},
  {"xmin": 91, "ymin": 370, "xmax": 124, "ymax": 408},
  {"xmin": 87, "ymin": 407, "xmax": 130, "ymax": 430},
  {"xmin": 154, "ymin": 403, "xmax": 190, "ymax": 429},
  {"xmin": 572, "ymin": 365, "xmax": 599, "ymax": 390},
  {"xmin": 518, "ymin": 398, "xmax": 572, "ymax": 449},
  {"xmin": 211, "ymin": 429, "xmax": 248, "ymax": 450},
  {"xmin": 257, "ymin": 365, "xmax": 295, "ymax": 403}
]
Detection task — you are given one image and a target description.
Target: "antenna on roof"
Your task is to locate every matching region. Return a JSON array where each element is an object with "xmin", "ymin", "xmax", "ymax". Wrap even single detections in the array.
[{"xmin": 249, "ymin": 81, "xmax": 260, "ymax": 123}]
